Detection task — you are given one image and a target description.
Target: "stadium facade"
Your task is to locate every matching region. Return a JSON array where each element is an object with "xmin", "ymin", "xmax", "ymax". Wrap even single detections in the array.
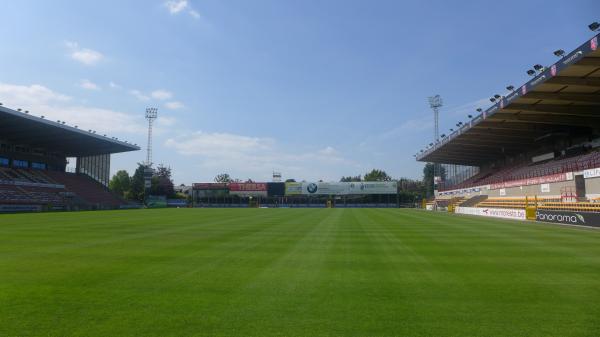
[
  {"xmin": 417, "ymin": 33, "xmax": 600, "ymax": 226},
  {"xmin": 0, "ymin": 105, "xmax": 139, "ymax": 212}
]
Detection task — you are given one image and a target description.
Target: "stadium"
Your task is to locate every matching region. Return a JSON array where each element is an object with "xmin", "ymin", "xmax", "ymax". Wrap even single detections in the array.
[{"xmin": 2, "ymin": 9, "xmax": 600, "ymax": 337}]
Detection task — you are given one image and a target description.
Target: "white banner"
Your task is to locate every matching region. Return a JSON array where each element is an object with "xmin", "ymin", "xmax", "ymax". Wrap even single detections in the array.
[
  {"xmin": 583, "ymin": 168, "xmax": 600, "ymax": 179},
  {"xmin": 455, "ymin": 206, "xmax": 526, "ymax": 221},
  {"xmin": 286, "ymin": 181, "xmax": 397, "ymax": 195}
]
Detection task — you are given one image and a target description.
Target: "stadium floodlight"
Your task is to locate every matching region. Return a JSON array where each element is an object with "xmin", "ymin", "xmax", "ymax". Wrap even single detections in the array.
[
  {"xmin": 533, "ymin": 64, "xmax": 544, "ymax": 71},
  {"xmin": 441, "ymin": 134, "xmax": 446, "ymax": 138},
  {"xmin": 490, "ymin": 98, "xmax": 496, "ymax": 102},
  {"xmin": 527, "ymin": 69, "xmax": 536, "ymax": 76},
  {"xmin": 506, "ymin": 85, "xmax": 515, "ymax": 91},
  {"xmin": 553, "ymin": 49, "xmax": 565, "ymax": 57},
  {"xmin": 450, "ymin": 128, "xmax": 454, "ymax": 131},
  {"xmin": 494, "ymin": 94, "xmax": 501, "ymax": 99},
  {"xmin": 467, "ymin": 115, "xmax": 472, "ymax": 119},
  {"xmin": 589, "ymin": 22, "xmax": 600, "ymax": 31},
  {"xmin": 145, "ymin": 107, "xmax": 159, "ymax": 166},
  {"xmin": 476, "ymin": 108, "xmax": 482, "ymax": 112}
]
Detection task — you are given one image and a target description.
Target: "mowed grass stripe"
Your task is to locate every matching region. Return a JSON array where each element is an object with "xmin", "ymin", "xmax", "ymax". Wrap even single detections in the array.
[{"xmin": 1, "ymin": 209, "xmax": 600, "ymax": 336}]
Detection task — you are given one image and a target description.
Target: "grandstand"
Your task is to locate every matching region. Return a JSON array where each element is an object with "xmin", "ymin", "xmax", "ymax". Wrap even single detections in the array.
[
  {"xmin": 417, "ymin": 33, "xmax": 600, "ymax": 226},
  {"xmin": 0, "ymin": 105, "xmax": 139, "ymax": 211}
]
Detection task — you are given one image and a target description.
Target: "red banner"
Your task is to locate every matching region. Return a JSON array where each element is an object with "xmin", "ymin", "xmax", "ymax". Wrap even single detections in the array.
[
  {"xmin": 490, "ymin": 172, "xmax": 570, "ymax": 190},
  {"xmin": 228, "ymin": 183, "xmax": 267, "ymax": 192}
]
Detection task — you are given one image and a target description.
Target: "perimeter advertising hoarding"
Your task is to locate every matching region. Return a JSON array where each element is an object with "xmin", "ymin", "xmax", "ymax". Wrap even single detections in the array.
[
  {"xmin": 536, "ymin": 210, "xmax": 600, "ymax": 227},
  {"xmin": 455, "ymin": 207, "xmax": 526, "ymax": 221},
  {"xmin": 285, "ymin": 181, "xmax": 397, "ymax": 196},
  {"xmin": 229, "ymin": 183, "xmax": 268, "ymax": 197}
]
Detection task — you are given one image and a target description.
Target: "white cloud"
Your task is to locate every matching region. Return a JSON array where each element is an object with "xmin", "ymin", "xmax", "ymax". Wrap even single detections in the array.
[
  {"xmin": 0, "ymin": 82, "xmax": 144, "ymax": 135},
  {"xmin": 165, "ymin": 132, "xmax": 354, "ymax": 181},
  {"xmin": 165, "ymin": 101, "xmax": 184, "ymax": 110},
  {"xmin": 157, "ymin": 116, "xmax": 177, "ymax": 127},
  {"xmin": 151, "ymin": 89, "xmax": 173, "ymax": 100},
  {"xmin": 164, "ymin": 0, "xmax": 188, "ymax": 14},
  {"xmin": 164, "ymin": 0, "xmax": 201, "ymax": 19},
  {"xmin": 65, "ymin": 41, "xmax": 104, "ymax": 66},
  {"xmin": 80, "ymin": 79, "xmax": 100, "ymax": 90},
  {"xmin": 130, "ymin": 89, "xmax": 150, "ymax": 101},
  {"xmin": 109, "ymin": 81, "xmax": 121, "ymax": 89}
]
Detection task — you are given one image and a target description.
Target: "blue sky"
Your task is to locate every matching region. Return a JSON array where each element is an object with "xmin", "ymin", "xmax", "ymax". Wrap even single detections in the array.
[{"xmin": 0, "ymin": 0, "xmax": 597, "ymax": 184}]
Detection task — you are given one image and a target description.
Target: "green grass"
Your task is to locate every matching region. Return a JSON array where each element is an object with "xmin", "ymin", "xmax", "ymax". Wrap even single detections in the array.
[{"xmin": 1, "ymin": 208, "xmax": 600, "ymax": 337}]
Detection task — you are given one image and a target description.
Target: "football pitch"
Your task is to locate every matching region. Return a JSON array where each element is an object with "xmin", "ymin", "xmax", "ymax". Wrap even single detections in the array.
[{"xmin": 1, "ymin": 208, "xmax": 600, "ymax": 337}]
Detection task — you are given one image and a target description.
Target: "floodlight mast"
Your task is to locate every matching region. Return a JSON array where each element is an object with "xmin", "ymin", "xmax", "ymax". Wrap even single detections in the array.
[
  {"xmin": 428, "ymin": 95, "xmax": 443, "ymax": 194},
  {"xmin": 145, "ymin": 108, "xmax": 158, "ymax": 167},
  {"xmin": 428, "ymin": 95, "xmax": 443, "ymax": 141}
]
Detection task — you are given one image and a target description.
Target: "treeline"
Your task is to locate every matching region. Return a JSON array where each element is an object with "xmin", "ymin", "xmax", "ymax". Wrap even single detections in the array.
[{"xmin": 109, "ymin": 163, "xmax": 181, "ymax": 202}]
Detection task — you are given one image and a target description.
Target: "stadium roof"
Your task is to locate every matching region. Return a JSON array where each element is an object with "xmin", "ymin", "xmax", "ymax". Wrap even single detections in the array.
[
  {"xmin": 0, "ymin": 105, "xmax": 140, "ymax": 156},
  {"xmin": 417, "ymin": 33, "xmax": 600, "ymax": 166}
]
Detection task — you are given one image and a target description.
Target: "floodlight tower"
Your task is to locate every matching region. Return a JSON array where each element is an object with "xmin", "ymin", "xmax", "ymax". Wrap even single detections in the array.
[
  {"xmin": 145, "ymin": 107, "xmax": 158, "ymax": 167},
  {"xmin": 428, "ymin": 95, "xmax": 443, "ymax": 193},
  {"xmin": 428, "ymin": 95, "xmax": 443, "ymax": 142}
]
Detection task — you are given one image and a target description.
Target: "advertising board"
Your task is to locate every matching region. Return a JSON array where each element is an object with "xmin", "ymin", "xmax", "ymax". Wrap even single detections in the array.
[
  {"xmin": 536, "ymin": 210, "xmax": 600, "ymax": 227},
  {"xmin": 192, "ymin": 183, "xmax": 229, "ymax": 190},
  {"xmin": 455, "ymin": 206, "xmax": 526, "ymax": 221},
  {"xmin": 583, "ymin": 168, "xmax": 600, "ymax": 179},
  {"xmin": 489, "ymin": 172, "xmax": 571, "ymax": 190},
  {"xmin": 284, "ymin": 182, "xmax": 397, "ymax": 196},
  {"xmin": 229, "ymin": 183, "xmax": 268, "ymax": 197}
]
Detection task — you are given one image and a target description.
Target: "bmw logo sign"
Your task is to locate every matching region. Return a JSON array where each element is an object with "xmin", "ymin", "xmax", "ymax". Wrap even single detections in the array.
[{"xmin": 307, "ymin": 183, "xmax": 318, "ymax": 194}]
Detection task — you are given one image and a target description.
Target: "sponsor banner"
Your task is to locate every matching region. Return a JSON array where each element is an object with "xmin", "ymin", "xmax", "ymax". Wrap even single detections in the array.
[
  {"xmin": 536, "ymin": 210, "xmax": 600, "ymax": 227},
  {"xmin": 193, "ymin": 183, "xmax": 229, "ymax": 190},
  {"xmin": 285, "ymin": 182, "xmax": 303, "ymax": 195},
  {"xmin": 489, "ymin": 172, "xmax": 571, "ymax": 190},
  {"xmin": 540, "ymin": 184, "xmax": 550, "ymax": 193},
  {"xmin": 229, "ymin": 183, "xmax": 268, "ymax": 197},
  {"xmin": 147, "ymin": 195, "xmax": 167, "ymax": 208},
  {"xmin": 437, "ymin": 186, "xmax": 484, "ymax": 197},
  {"xmin": 286, "ymin": 181, "xmax": 397, "ymax": 196},
  {"xmin": 583, "ymin": 168, "xmax": 600, "ymax": 179},
  {"xmin": 0, "ymin": 204, "xmax": 43, "ymax": 212},
  {"xmin": 455, "ymin": 207, "xmax": 526, "ymax": 221}
]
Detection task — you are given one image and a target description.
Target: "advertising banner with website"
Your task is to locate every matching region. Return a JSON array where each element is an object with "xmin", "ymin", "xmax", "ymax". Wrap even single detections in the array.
[
  {"xmin": 229, "ymin": 183, "xmax": 268, "ymax": 197},
  {"xmin": 285, "ymin": 181, "xmax": 397, "ymax": 196},
  {"xmin": 455, "ymin": 206, "xmax": 526, "ymax": 221},
  {"xmin": 489, "ymin": 172, "xmax": 572, "ymax": 190}
]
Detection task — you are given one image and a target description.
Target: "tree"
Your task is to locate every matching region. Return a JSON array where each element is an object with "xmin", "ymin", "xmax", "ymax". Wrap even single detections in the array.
[
  {"xmin": 152, "ymin": 164, "xmax": 175, "ymax": 197},
  {"xmin": 364, "ymin": 169, "xmax": 392, "ymax": 182},
  {"xmin": 214, "ymin": 173, "xmax": 233, "ymax": 183},
  {"xmin": 109, "ymin": 170, "xmax": 131, "ymax": 198},
  {"xmin": 340, "ymin": 175, "xmax": 362, "ymax": 182},
  {"xmin": 285, "ymin": 179, "xmax": 296, "ymax": 183},
  {"xmin": 129, "ymin": 163, "xmax": 147, "ymax": 202},
  {"xmin": 422, "ymin": 163, "xmax": 446, "ymax": 198}
]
